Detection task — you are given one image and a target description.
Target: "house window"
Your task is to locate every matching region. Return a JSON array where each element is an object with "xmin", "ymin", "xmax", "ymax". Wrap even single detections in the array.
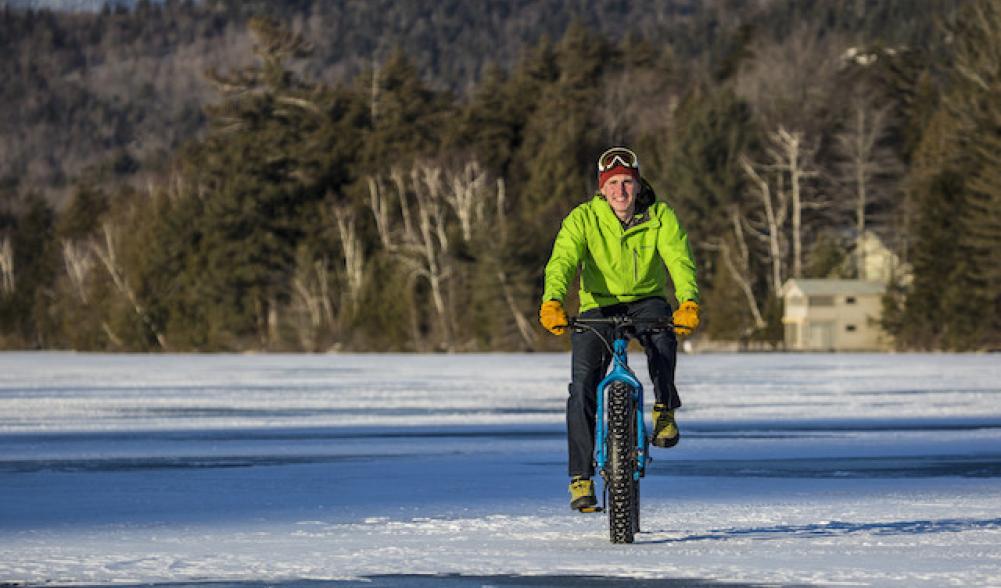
[
  {"xmin": 846, "ymin": 324, "xmax": 857, "ymax": 332},
  {"xmin": 808, "ymin": 295, "xmax": 835, "ymax": 307},
  {"xmin": 845, "ymin": 296, "xmax": 857, "ymax": 305}
]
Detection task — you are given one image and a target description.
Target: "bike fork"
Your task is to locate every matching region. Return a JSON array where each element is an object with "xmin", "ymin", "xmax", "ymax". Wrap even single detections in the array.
[{"xmin": 635, "ymin": 386, "xmax": 648, "ymax": 479}]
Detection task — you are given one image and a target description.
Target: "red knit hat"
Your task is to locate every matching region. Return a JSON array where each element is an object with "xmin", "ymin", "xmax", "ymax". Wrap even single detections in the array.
[
  {"xmin": 597, "ymin": 147, "xmax": 640, "ymax": 189},
  {"xmin": 598, "ymin": 164, "xmax": 640, "ymax": 189}
]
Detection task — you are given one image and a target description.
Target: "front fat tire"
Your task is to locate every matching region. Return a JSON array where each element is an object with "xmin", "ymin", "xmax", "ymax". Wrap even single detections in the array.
[{"xmin": 607, "ymin": 381, "xmax": 638, "ymax": 544}]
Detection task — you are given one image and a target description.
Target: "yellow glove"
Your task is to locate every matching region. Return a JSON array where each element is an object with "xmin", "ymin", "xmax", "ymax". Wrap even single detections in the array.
[
  {"xmin": 539, "ymin": 300, "xmax": 569, "ymax": 335},
  {"xmin": 673, "ymin": 300, "xmax": 701, "ymax": 337}
]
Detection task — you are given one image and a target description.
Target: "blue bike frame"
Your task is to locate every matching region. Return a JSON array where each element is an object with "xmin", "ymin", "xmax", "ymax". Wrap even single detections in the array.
[{"xmin": 595, "ymin": 337, "xmax": 648, "ymax": 481}]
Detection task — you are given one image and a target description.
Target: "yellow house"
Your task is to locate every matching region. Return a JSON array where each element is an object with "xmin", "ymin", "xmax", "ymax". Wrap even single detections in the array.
[
  {"xmin": 780, "ymin": 279, "xmax": 888, "ymax": 351},
  {"xmin": 856, "ymin": 231, "xmax": 912, "ymax": 286}
]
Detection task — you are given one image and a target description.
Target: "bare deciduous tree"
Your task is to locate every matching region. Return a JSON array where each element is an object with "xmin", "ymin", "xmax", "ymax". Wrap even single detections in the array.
[
  {"xmin": 496, "ymin": 178, "xmax": 508, "ymax": 244},
  {"xmin": 736, "ymin": 125, "xmax": 819, "ymax": 303},
  {"xmin": 366, "ymin": 160, "xmax": 537, "ymax": 351},
  {"xmin": 393, "ymin": 168, "xmax": 418, "ymax": 242},
  {"xmin": 497, "ymin": 268, "xmax": 537, "ymax": 349},
  {"xmin": 766, "ymin": 127, "xmax": 819, "ymax": 279},
  {"xmin": 740, "ymin": 155, "xmax": 787, "ymax": 296},
  {"xmin": 332, "ymin": 204, "xmax": 365, "ymax": 311},
  {"xmin": 700, "ymin": 201, "xmax": 768, "ymax": 337},
  {"xmin": 441, "ymin": 161, "xmax": 489, "ymax": 244},
  {"xmin": 90, "ymin": 222, "xmax": 168, "ymax": 350},
  {"xmin": 367, "ymin": 164, "xmax": 454, "ymax": 351},
  {"xmin": 599, "ymin": 71, "xmax": 635, "ymax": 143},
  {"xmin": 717, "ymin": 207, "xmax": 767, "ymax": 331},
  {"xmin": 62, "ymin": 240, "xmax": 94, "ymax": 302},
  {"xmin": 493, "ymin": 173, "xmax": 536, "ymax": 349},
  {"xmin": 410, "ymin": 165, "xmax": 454, "ymax": 350},
  {"xmin": 0, "ymin": 237, "xmax": 14, "ymax": 295},
  {"xmin": 734, "ymin": 24, "xmax": 845, "ymax": 133},
  {"xmin": 598, "ymin": 68, "xmax": 674, "ymax": 145},
  {"xmin": 291, "ymin": 255, "xmax": 334, "ymax": 351},
  {"xmin": 367, "ymin": 176, "xmax": 395, "ymax": 250},
  {"xmin": 832, "ymin": 95, "xmax": 901, "ymax": 278}
]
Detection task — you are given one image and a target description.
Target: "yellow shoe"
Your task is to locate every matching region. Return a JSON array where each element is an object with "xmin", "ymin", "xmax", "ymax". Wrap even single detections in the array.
[
  {"xmin": 652, "ymin": 404, "xmax": 679, "ymax": 448},
  {"xmin": 569, "ymin": 476, "xmax": 597, "ymax": 511}
]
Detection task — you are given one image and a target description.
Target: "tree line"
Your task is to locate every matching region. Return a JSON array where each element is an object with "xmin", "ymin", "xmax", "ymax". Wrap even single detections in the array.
[{"xmin": 0, "ymin": 0, "xmax": 997, "ymax": 351}]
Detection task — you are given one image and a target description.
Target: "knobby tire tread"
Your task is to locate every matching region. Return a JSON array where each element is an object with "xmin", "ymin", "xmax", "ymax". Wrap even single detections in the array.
[{"xmin": 607, "ymin": 381, "xmax": 638, "ymax": 543}]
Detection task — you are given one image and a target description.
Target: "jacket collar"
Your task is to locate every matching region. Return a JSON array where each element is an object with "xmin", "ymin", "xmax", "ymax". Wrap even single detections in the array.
[{"xmin": 591, "ymin": 194, "xmax": 660, "ymax": 234}]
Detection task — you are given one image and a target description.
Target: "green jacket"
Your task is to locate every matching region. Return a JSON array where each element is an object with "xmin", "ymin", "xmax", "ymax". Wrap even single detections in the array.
[{"xmin": 543, "ymin": 194, "xmax": 699, "ymax": 312}]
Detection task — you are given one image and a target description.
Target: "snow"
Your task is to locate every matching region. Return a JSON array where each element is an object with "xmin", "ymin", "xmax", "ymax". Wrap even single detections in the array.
[{"xmin": 1, "ymin": 351, "xmax": 999, "ymax": 587}]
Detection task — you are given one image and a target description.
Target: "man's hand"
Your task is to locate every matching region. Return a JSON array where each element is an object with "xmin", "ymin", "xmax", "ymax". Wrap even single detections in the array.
[
  {"xmin": 673, "ymin": 300, "xmax": 701, "ymax": 337},
  {"xmin": 539, "ymin": 300, "xmax": 569, "ymax": 335}
]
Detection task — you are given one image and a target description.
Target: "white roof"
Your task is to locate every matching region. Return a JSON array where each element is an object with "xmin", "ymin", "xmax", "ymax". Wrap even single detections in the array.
[{"xmin": 780, "ymin": 279, "xmax": 885, "ymax": 297}]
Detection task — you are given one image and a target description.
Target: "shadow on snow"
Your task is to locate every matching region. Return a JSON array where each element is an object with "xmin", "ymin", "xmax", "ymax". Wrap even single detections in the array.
[
  {"xmin": 643, "ymin": 516, "xmax": 1001, "ymax": 544},
  {"xmin": 57, "ymin": 573, "xmax": 800, "ymax": 588}
]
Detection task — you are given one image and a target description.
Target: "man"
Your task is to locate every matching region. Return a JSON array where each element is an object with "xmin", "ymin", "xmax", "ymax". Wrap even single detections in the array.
[{"xmin": 538, "ymin": 146, "xmax": 701, "ymax": 511}]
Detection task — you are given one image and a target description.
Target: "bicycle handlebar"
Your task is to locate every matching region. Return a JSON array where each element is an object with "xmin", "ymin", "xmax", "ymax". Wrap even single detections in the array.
[
  {"xmin": 568, "ymin": 316, "xmax": 674, "ymax": 326},
  {"xmin": 564, "ymin": 315, "xmax": 675, "ymax": 334}
]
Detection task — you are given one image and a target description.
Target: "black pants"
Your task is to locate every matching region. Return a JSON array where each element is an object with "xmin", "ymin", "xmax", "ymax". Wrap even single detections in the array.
[{"xmin": 567, "ymin": 296, "xmax": 680, "ymax": 478}]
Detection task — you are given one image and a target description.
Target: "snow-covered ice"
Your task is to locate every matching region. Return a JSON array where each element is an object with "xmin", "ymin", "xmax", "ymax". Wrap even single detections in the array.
[{"xmin": 0, "ymin": 351, "xmax": 999, "ymax": 587}]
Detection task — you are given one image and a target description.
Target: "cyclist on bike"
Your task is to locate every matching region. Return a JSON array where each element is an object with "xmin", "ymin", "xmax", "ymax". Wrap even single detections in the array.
[{"xmin": 539, "ymin": 146, "xmax": 701, "ymax": 511}]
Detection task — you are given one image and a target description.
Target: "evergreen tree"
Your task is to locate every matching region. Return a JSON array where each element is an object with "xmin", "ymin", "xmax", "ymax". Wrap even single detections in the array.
[
  {"xmin": 529, "ymin": 22, "xmax": 608, "ymax": 205},
  {"xmin": 157, "ymin": 17, "xmax": 355, "ymax": 348},
  {"xmin": 660, "ymin": 86, "xmax": 756, "ymax": 241},
  {"xmin": 897, "ymin": 1, "xmax": 1001, "ymax": 350},
  {"xmin": 454, "ymin": 62, "xmax": 518, "ymax": 178},
  {"xmin": 57, "ymin": 184, "xmax": 109, "ymax": 240},
  {"xmin": 359, "ymin": 48, "xmax": 451, "ymax": 170},
  {"xmin": 514, "ymin": 23, "xmax": 611, "ymax": 280},
  {"xmin": 0, "ymin": 4, "xmax": 985, "ymax": 351},
  {"xmin": 660, "ymin": 86, "xmax": 763, "ymax": 336},
  {"xmin": 0, "ymin": 194, "xmax": 58, "ymax": 347},
  {"xmin": 900, "ymin": 163, "xmax": 967, "ymax": 349},
  {"xmin": 941, "ymin": 0, "xmax": 1001, "ymax": 348},
  {"xmin": 48, "ymin": 183, "xmax": 116, "ymax": 350}
]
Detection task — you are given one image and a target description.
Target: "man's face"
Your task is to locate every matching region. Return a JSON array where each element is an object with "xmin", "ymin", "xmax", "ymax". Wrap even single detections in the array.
[{"xmin": 600, "ymin": 174, "xmax": 639, "ymax": 219}]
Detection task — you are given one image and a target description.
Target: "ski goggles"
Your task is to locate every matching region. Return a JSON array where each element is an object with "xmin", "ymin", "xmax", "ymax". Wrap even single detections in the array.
[{"xmin": 597, "ymin": 147, "xmax": 639, "ymax": 173}]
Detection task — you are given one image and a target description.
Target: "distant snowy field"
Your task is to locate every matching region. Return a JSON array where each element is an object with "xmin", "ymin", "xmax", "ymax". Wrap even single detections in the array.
[{"xmin": 1, "ymin": 352, "xmax": 999, "ymax": 587}]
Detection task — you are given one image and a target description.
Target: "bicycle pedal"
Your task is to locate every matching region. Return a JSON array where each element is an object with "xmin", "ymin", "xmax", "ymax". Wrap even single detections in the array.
[{"xmin": 578, "ymin": 506, "xmax": 603, "ymax": 513}]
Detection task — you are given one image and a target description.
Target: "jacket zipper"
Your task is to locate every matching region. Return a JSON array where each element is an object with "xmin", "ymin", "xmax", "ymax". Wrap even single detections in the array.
[{"xmin": 633, "ymin": 248, "xmax": 638, "ymax": 282}]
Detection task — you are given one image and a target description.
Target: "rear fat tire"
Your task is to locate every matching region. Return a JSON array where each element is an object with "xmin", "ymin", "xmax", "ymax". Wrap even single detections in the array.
[{"xmin": 606, "ymin": 381, "xmax": 638, "ymax": 544}]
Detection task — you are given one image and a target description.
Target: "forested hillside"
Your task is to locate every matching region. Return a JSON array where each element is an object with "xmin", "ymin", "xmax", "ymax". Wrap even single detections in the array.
[{"xmin": 0, "ymin": 0, "xmax": 997, "ymax": 352}]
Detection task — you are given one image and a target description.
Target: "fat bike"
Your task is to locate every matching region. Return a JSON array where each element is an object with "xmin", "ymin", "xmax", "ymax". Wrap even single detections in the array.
[{"xmin": 568, "ymin": 315, "xmax": 673, "ymax": 544}]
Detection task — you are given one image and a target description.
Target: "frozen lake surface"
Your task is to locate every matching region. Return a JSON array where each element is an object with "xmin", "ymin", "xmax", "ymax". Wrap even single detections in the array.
[{"xmin": 0, "ymin": 352, "xmax": 999, "ymax": 587}]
